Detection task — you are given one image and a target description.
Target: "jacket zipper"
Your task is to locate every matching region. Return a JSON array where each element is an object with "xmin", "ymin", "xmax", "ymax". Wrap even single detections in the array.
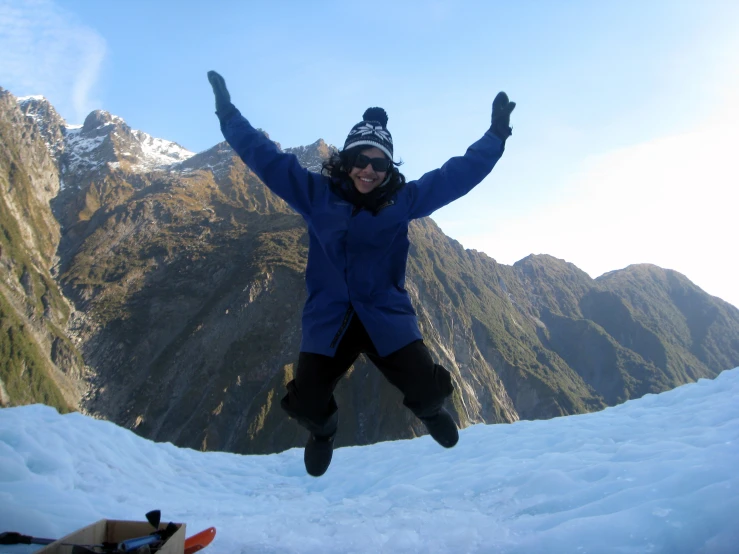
[
  {"xmin": 330, "ymin": 202, "xmax": 357, "ymax": 349},
  {"xmin": 330, "ymin": 306, "xmax": 355, "ymax": 348}
]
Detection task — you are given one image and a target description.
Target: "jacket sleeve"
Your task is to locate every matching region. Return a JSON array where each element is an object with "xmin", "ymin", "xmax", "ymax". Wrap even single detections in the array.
[
  {"xmin": 406, "ymin": 131, "xmax": 505, "ymax": 219},
  {"xmin": 218, "ymin": 109, "xmax": 321, "ymax": 218}
]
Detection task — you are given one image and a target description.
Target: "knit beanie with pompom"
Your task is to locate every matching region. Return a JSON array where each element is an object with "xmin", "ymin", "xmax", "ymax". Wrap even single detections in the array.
[{"xmin": 343, "ymin": 107, "xmax": 393, "ymax": 160}]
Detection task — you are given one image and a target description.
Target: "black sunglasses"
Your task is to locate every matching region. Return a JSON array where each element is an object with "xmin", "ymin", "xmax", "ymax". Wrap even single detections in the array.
[{"xmin": 353, "ymin": 154, "xmax": 392, "ymax": 172}]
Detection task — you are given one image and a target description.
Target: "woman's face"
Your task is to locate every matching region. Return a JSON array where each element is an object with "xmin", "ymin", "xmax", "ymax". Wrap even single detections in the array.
[{"xmin": 348, "ymin": 147, "xmax": 389, "ymax": 194}]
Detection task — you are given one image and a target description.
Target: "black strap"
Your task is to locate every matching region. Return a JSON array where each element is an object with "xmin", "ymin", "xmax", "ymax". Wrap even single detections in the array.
[{"xmin": 0, "ymin": 532, "xmax": 54, "ymax": 545}]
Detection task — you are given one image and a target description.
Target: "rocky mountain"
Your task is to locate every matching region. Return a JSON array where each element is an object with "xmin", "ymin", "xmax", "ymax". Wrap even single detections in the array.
[
  {"xmin": 2, "ymin": 86, "xmax": 739, "ymax": 455},
  {"xmin": 1, "ymin": 91, "xmax": 80, "ymax": 410}
]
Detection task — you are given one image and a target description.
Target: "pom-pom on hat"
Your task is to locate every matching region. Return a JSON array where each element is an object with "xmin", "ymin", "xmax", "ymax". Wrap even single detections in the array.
[{"xmin": 343, "ymin": 107, "xmax": 393, "ymax": 160}]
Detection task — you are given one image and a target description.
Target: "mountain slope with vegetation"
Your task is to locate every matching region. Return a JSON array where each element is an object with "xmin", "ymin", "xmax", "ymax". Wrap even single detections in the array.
[
  {"xmin": 2, "ymin": 86, "xmax": 738, "ymax": 454},
  {"xmin": 0, "ymin": 89, "xmax": 82, "ymax": 412}
]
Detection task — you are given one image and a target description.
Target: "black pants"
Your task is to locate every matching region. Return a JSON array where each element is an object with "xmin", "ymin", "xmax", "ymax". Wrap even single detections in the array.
[{"xmin": 281, "ymin": 315, "xmax": 454, "ymax": 437}]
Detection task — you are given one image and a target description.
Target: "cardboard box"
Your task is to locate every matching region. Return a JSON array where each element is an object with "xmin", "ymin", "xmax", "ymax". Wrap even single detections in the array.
[{"xmin": 36, "ymin": 519, "xmax": 186, "ymax": 554}]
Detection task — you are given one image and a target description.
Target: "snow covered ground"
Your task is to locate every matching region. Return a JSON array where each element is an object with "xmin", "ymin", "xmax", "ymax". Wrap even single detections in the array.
[{"xmin": 1, "ymin": 368, "xmax": 738, "ymax": 554}]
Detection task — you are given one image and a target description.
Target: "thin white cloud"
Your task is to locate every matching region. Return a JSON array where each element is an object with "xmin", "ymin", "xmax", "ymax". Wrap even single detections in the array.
[{"xmin": 0, "ymin": 0, "xmax": 106, "ymax": 123}]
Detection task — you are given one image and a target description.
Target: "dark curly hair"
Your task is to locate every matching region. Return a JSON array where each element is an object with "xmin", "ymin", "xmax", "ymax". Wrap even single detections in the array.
[{"xmin": 321, "ymin": 145, "xmax": 406, "ymax": 189}]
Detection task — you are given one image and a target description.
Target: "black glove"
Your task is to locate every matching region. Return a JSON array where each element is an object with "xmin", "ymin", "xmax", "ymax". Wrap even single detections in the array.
[
  {"xmin": 490, "ymin": 92, "xmax": 516, "ymax": 142},
  {"xmin": 207, "ymin": 70, "xmax": 237, "ymax": 120}
]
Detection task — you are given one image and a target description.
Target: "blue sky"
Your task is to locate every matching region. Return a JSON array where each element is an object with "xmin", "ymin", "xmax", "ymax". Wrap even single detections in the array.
[{"xmin": 1, "ymin": 0, "xmax": 738, "ymax": 307}]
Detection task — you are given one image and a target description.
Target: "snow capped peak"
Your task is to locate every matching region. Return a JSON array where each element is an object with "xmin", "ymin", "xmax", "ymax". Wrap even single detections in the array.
[
  {"xmin": 15, "ymin": 94, "xmax": 67, "ymax": 163},
  {"xmin": 63, "ymin": 110, "xmax": 195, "ymax": 175},
  {"xmin": 130, "ymin": 128, "xmax": 195, "ymax": 171},
  {"xmin": 16, "ymin": 94, "xmax": 48, "ymax": 104},
  {"xmin": 12, "ymin": 93, "xmax": 194, "ymax": 180},
  {"xmin": 16, "ymin": 94, "xmax": 63, "ymax": 123},
  {"xmin": 285, "ymin": 138, "xmax": 335, "ymax": 173},
  {"xmin": 81, "ymin": 110, "xmax": 125, "ymax": 133}
]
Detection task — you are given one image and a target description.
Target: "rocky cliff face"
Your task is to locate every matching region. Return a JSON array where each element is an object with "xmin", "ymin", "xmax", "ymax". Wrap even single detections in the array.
[
  {"xmin": 0, "ymin": 90, "xmax": 83, "ymax": 410},
  {"xmin": 3, "ymin": 86, "xmax": 739, "ymax": 455}
]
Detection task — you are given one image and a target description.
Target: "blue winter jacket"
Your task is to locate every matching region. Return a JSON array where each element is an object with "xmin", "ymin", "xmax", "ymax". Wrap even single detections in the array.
[{"xmin": 219, "ymin": 111, "xmax": 505, "ymax": 357}]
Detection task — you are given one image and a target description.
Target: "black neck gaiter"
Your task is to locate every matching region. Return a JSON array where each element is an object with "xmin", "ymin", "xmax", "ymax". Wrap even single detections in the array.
[{"xmin": 331, "ymin": 176, "xmax": 403, "ymax": 215}]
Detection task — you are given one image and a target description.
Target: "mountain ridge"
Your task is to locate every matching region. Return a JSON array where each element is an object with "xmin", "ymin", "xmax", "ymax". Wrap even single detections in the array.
[{"xmin": 2, "ymin": 85, "xmax": 739, "ymax": 455}]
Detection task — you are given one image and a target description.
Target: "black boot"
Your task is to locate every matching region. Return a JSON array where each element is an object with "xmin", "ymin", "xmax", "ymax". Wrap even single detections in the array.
[
  {"xmin": 420, "ymin": 408, "xmax": 459, "ymax": 448},
  {"xmin": 302, "ymin": 410, "xmax": 338, "ymax": 477},
  {"xmin": 280, "ymin": 382, "xmax": 339, "ymax": 477},
  {"xmin": 304, "ymin": 433, "xmax": 335, "ymax": 477}
]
